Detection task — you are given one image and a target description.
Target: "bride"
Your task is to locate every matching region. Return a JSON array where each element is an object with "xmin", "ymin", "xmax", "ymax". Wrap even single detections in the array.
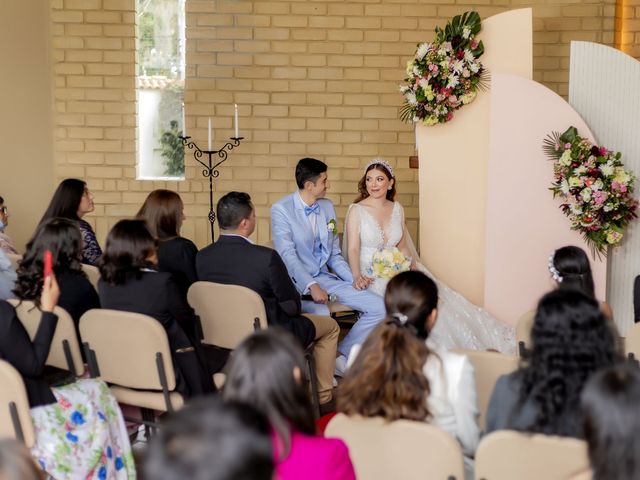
[{"xmin": 343, "ymin": 158, "xmax": 515, "ymax": 354}]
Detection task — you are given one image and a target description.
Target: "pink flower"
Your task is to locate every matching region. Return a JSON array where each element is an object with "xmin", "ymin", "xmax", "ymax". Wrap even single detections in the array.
[
  {"xmin": 612, "ymin": 181, "xmax": 620, "ymax": 191},
  {"xmin": 599, "ymin": 147, "xmax": 607, "ymax": 156},
  {"xmin": 555, "ymin": 143, "xmax": 560, "ymax": 151},
  {"xmin": 564, "ymin": 143, "xmax": 572, "ymax": 149},
  {"xmin": 621, "ymin": 184, "xmax": 628, "ymax": 193},
  {"xmin": 471, "ymin": 40, "xmax": 478, "ymax": 49},
  {"xmin": 446, "ymin": 112, "xmax": 453, "ymax": 121}
]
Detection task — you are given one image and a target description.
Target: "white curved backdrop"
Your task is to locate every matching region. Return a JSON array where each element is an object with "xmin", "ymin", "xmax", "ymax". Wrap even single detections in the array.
[
  {"xmin": 483, "ymin": 73, "xmax": 607, "ymax": 325},
  {"xmin": 569, "ymin": 41, "xmax": 640, "ymax": 334}
]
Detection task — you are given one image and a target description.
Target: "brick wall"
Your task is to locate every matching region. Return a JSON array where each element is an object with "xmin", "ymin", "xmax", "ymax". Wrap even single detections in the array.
[
  {"xmin": 51, "ymin": 0, "xmax": 617, "ymax": 248},
  {"xmin": 617, "ymin": 0, "xmax": 640, "ymax": 59}
]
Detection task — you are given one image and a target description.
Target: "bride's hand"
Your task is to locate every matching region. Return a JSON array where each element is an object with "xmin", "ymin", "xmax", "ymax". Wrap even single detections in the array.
[
  {"xmin": 410, "ymin": 261, "xmax": 419, "ymax": 271},
  {"xmin": 353, "ymin": 275, "xmax": 373, "ymax": 290}
]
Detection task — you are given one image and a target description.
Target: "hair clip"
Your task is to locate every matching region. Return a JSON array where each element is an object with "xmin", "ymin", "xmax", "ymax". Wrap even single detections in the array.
[
  {"xmin": 364, "ymin": 158, "xmax": 394, "ymax": 178},
  {"xmin": 391, "ymin": 312, "xmax": 409, "ymax": 324},
  {"xmin": 548, "ymin": 252, "xmax": 563, "ymax": 283}
]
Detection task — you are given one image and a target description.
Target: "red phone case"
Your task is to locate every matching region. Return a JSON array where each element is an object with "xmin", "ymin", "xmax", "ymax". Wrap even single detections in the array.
[{"xmin": 43, "ymin": 250, "xmax": 53, "ymax": 278}]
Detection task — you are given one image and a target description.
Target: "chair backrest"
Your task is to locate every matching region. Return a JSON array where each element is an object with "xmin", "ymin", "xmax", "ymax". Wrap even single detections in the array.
[
  {"xmin": 8, "ymin": 299, "xmax": 84, "ymax": 377},
  {"xmin": 81, "ymin": 263, "xmax": 101, "ymax": 290},
  {"xmin": 452, "ymin": 349, "xmax": 519, "ymax": 431},
  {"xmin": 187, "ymin": 281, "xmax": 268, "ymax": 350},
  {"xmin": 0, "ymin": 360, "xmax": 35, "ymax": 448},
  {"xmin": 475, "ymin": 430, "xmax": 589, "ymax": 480},
  {"xmin": 79, "ymin": 309, "xmax": 176, "ymax": 391},
  {"xmin": 515, "ymin": 309, "xmax": 535, "ymax": 355},
  {"xmin": 5, "ymin": 253, "xmax": 22, "ymax": 271},
  {"xmin": 625, "ymin": 322, "xmax": 640, "ymax": 359},
  {"xmin": 326, "ymin": 414, "xmax": 465, "ymax": 480}
]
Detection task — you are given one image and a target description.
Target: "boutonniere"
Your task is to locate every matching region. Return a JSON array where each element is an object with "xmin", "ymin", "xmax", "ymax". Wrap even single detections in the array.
[{"xmin": 327, "ymin": 219, "xmax": 337, "ymax": 233}]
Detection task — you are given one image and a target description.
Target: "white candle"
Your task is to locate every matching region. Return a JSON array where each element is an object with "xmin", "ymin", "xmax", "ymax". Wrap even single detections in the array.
[
  {"xmin": 208, "ymin": 117, "xmax": 212, "ymax": 150},
  {"xmin": 182, "ymin": 104, "xmax": 186, "ymax": 137},
  {"xmin": 234, "ymin": 104, "xmax": 239, "ymax": 138}
]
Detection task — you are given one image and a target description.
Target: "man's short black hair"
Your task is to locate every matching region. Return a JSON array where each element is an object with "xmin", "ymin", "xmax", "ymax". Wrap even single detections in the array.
[
  {"xmin": 217, "ymin": 191, "xmax": 253, "ymax": 230},
  {"xmin": 144, "ymin": 397, "xmax": 273, "ymax": 480},
  {"xmin": 295, "ymin": 158, "xmax": 327, "ymax": 189}
]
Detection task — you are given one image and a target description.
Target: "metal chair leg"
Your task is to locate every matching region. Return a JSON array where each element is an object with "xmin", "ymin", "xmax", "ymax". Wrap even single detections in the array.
[{"xmin": 304, "ymin": 342, "xmax": 320, "ymax": 419}]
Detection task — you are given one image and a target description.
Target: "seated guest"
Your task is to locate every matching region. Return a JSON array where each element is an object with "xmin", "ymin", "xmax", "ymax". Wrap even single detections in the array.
[
  {"xmin": 145, "ymin": 397, "xmax": 274, "ymax": 480},
  {"xmin": 0, "ymin": 197, "xmax": 18, "ymax": 255},
  {"xmin": 13, "ymin": 218, "xmax": 100, "ymax": 343},
  {"xmin": 40, "ymin": 179, "xmax": 102, "ymax": 265},
  {"xmin": 98, "ymin": 219, "xmax": 213, "ymax": 398},
  {"xmin": 197, "ymin": 191, "xmax": 339, "ymax": 408},
  {"xmin": 486, "ymin": 289, "xmax": 620, "ymax": 437},
  {"xmin": 222, "ymin": 329, "xmax": 356, "ymax": 480},
  {"xmin": 338, "ymin": 271, "xmax": 479, "ymax": 476},
  {"xmin": 137, "ymin": 189, "xmax": 197, "ymax": 297},
  {"xmin": 0, "ymin": 250, "xmax": 16, "ymax": 301},
  {"xmin": 550, "ymin": 245, "xmax": 613, "ymax": 318},
  {"xmin": 0, "ymin": 274, "xmax": 134, "ymax": 479},
  {"xmin": 0, "ymin": 439, "xmax": 44, "ymax": 480},
  {"xmin": 576, "ymin": 363, "xmax": 640, "ymax": 480}
]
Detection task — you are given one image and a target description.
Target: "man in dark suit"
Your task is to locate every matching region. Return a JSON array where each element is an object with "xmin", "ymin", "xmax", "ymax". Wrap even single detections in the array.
[{"xmin": 197, "ymin": 192, "xmax": 339, "ymax": 407}]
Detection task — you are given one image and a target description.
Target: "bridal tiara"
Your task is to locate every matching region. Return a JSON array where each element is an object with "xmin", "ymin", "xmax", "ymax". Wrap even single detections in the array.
[
  {"xmin": 548, "ymin": 252, "xmax": 563, "ymax": 283},
  {"xmin": 364, "ymin": 158, "xmax": 394, "ymax": 178}
]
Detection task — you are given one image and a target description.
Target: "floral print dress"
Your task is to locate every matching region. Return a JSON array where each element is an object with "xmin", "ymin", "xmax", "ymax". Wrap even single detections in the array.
[{"xmin": 30, "ymin": 379, "xmax": 135, "ymax": 479}]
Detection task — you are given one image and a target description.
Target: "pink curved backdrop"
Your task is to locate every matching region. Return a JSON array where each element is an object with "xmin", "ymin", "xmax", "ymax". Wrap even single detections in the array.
[{"xmin": 483, "ymin": 73, "xmax": 607, "ymax": 325}]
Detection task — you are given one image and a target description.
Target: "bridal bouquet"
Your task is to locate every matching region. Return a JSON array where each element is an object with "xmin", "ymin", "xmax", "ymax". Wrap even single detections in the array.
[
  {"xmin": 399, "ymin": 11, "xmax": 488, "ymax": 126},
  {"xmin": 543, "ymin": 126, "xmax": 638, "ymax": 256},
  {"xmin": 369, "ymin": 247, "xmax": 412, "ymax": 279}
]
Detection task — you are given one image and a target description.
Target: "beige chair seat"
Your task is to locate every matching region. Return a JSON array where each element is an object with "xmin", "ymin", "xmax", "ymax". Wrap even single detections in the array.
[
  {"xmin": 452, "ymin": 349, "xmax": 519, "ymax": 430},
  {"xmin": 476, "ymin": 430, "xmax": 589, "ymax": 480},
  {"xmin": 81, "ymin": 263, "xmax": 101, "ymax": 290},
  {"xmin": 0, "ymin": 360, "xmax": 35, "ymax": 448},
  {"xmin": 110, "ymin": 386, "xmax": 184, "ymax": 412},
  {"xmin": 326, "ymin": 413, "xmax": 464, "ymax": 480}
]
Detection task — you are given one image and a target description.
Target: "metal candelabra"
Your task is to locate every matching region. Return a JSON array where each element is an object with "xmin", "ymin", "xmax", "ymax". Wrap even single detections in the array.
[{"xmin": 179, "ymin": 135, "xmax": 244, "ymax": 242}]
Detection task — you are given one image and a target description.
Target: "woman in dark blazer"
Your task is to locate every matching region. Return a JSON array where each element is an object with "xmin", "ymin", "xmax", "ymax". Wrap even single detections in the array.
[
  {"xmin": 136, "ymin": 189, "xmax": 198, "ymax": 298},
  {"xmin": 13, "ymin": 218, "xmax": 100, "ymax": 346},
  {"xmin": 0, "ymin": 275, "xmax": 59, "ymax": 407},
  {"xmin": 98, "ymin": 219, "xmax": 213, "ymax": 399}
]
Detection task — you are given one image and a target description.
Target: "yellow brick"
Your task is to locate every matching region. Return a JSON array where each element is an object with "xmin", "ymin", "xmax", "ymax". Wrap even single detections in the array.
[
  {"xmin": 327, "ymin": 29, "xmax": 364, "ymax": 42},
  {"xmin": 85, "ymin": 11, "xmax": 122, "ymax": 23},
  {"xmin": 272, "ymin": 15, "xmax": 308, "ymax": 28},
  {"xmin": 254, "ymin": 2, "xmax": 290, "ymax": 14},
  {"xmin": 51, "ymin": 10, "xmax": 83, "ymax": 23},
  {"xmin": 254, "ymin": 27, "xmax": 290, "ymax": 40},
  {"xmin": 271, "ymin": 41, "xmax": 307, "ymax": 54},
  {"xmin": 234, "ymin": 40, "xmax": 271, "ymax": 53},
  {"xmin": 289, "ymin": 131, "xmax": 325, "ymax": 143},
  {"xmin": 291, "ymin": 55, "xmax": 327, "ymax": 67},
  {"xmin": 271, "ymin": 93, "xmax": 307, "ymax": 105},
  {"xmin": 309, "ymin": 16, "xmax": 345, "ymax": 28},
  {"xmin": 103, "ymin": 0, "xmax": 134, "ymax": 11}
]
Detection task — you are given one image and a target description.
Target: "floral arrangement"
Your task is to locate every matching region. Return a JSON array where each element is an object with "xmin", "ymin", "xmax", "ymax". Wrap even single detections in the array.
[
  {"xmin": 369, "ymin": 247, "xmax": 412, "ymax": 279},
  {"xmin": 543, "ymin": 126, "xmax": 638, "ymax": 256},
  {"xmin": 327, "ymin": 219, "xmax": 336, "ymax": 233},
  {"xmin": 399, "ymin": 11, "xmax": 488, "ymax": 126}
]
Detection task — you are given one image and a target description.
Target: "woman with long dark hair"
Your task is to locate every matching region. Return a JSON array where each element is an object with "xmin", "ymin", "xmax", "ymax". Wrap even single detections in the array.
[
  {"xmin": 338, "ymin": 271, "xmax": 479, "ymax": 468},
  {"xmin": 486, "ymin": 288, "xmax": 620, "ymax": 437},
  {"xmin": 136, "ymin": 189, "xmax": 197, "ymax": 296},
  {"xmin": 40, "ymin": 179, "xmax": 102, "ymax": 265},
  {"xmin": 578, "ymin": 363, "xmax": 640, "ymax": 480},
  {"xmin": 98, "ymin": 219, "xmax": 212, "ymax": 398},
  {"xmin": 222, "ymin": 328, "xmax": 356, "ymax": 480},
  {"xmin": 13, "ymin": 218, "xmax": 100, "ymax": 341}
]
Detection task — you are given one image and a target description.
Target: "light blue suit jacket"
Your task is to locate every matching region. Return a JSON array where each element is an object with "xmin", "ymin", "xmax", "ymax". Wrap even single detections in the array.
[{"xmin": 271, "ymin": 193, "xmax": 353, "ymax": 294}]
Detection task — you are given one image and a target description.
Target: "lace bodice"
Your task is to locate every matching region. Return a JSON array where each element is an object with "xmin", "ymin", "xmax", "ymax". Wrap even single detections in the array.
[{"xmin": 356, "ymin": 201, "xmax": 404, "ymax": 253}]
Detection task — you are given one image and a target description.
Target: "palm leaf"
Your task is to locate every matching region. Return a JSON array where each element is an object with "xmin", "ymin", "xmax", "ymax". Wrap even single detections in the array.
[
  {"xmin": 542, "ymin": 131, "xmax": 562, "ymax": 159},
  {"xmin": 477, "ymin": 70, "xmax": 490, "ymax": 91},
  {"xmin": 399, "ymin": 103, "xmax": 415, "ymax": 123}
]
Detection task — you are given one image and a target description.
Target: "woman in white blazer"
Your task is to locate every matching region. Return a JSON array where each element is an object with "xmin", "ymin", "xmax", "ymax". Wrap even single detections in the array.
[{"xmin": 338, "ymin": 271, "xmax": 480, "ymax": 475}]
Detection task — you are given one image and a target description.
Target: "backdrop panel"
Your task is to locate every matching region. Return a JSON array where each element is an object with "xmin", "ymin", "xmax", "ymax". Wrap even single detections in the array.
[
  {"xmin": 569, "ymin": 41, "xmax": 640, "ymax": 335},
  {"xmin": 418, "ymin": 9, "xmax": 532, "ymax": 306},
  {"xmin": 484, "ymin": 73, "xmax": 607, "ymax": 326}
]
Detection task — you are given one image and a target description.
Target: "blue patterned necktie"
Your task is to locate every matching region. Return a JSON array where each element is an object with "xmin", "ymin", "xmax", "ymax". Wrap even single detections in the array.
[{"xmin": 304, "ymin": 203, "xmax": 320, "ymax": 216}]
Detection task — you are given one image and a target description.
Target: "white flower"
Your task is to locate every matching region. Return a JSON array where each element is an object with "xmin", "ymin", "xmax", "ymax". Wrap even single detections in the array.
[
  {"xmin": 559, "ymin": 149, "xmax": 572, "ymax": 166},
  {"xmin": 575, "ymin": 166, "xmax": 587, "ymax": 175},
  {"xmin": 413, "ymin": 66, "xmax": 421, "ymax": 76},
  {"xmin": 462, "ymin": 27, "xmax": 471, "ymax": 39},
  {"xmin": 591, "ymin": 179, "xmax": 604, "ymax": 191},
  {"xmin": 452, "ymin": 59, "xmax": 465, "ymax": 74},
  {"xmin": 416, "ymin": 42, "xmax": 431, "ymax": 60},
  {"xmin": 560, "ymin": 179, "xmax": 570, "ymax": 195},
  {"xmin": 600, "ymin": 163, "xmax": 614, "ymax": 177},
  {"xmin": 446, "ymin": 75, "xmax": 459, "ymax": 89},
  {"xmin": 570, "ymin": 203, "xmax": 582, "ymax": 215},
  {"xmin": 464, "ymin": 49, "xmax": 475, "ymax": 62},
  {"xmin": 469, "ymin": 62, "xmax": 479, "ymax": 73},
  {"xmin": 442, "ymin": 41, "xmax": 452, "ymax": 52},
  {"xmin": 399, "ymin": 85, "xmax": 410, "ymax": 94},
  {"xmin": 580, "ymin": 188, "xmax": 592, "ymax": 202},
  {"xmin": 418, "ymin": 77, "xmax": 430, "ymax": 89},
  {"xmin": 437, "ymin": 48, "xmax": 448, "ymax": 57},
  {"xmin": 603, "ymin": 204, "xmax": 614, "ymax": 212},
  {"xmin": 406, "ymin": 91, "xmax": 418, "ymax": 106}
]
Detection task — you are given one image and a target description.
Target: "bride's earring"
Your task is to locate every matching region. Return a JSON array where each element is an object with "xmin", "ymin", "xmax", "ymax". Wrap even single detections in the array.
[{"xmin": 387, "ymin": 186, "xmax": 392, "ymax": 190}]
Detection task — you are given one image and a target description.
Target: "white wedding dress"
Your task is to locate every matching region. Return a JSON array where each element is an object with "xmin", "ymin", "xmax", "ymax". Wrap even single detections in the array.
[{"xmin": 345, "ymin": 202, "xmax": 516, "ymax": 354}]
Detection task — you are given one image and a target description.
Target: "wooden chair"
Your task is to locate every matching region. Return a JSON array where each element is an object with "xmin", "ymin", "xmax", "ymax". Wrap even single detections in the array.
[
  {"xmin": 452, "ymin": 349, "xmax": 519, "ymax": 431},
  {"xmin": 0, "ymin": 360, "xmax": 35, "ymax": 447},
  {"xmin": 475, "ymin": 430, "xmax": 589, "ymax": 480},
  {"xmin": 80, "ymin": 309, "xmax": 184, "ymax": 435},
  {"xmin": 5, "ymin": 253, "xmax": 21, "ymax": 271},
  {"xmin": 8, "ymin": 300, "xmax": 84, "ymax": 377},
  {"xmin": 187, "ymin": 281, "xmax": 321, "ymax": 417},
  {"xmin": 326, "ymin": 413, "xmax": 465, "ymax": 480},
  {"xmin": 81, "ymin": 263, "xmax": 101, "ymax": 290},
  {"xmin": 515, "ymin": 309, "xmax": 535, "ymax": 356}
]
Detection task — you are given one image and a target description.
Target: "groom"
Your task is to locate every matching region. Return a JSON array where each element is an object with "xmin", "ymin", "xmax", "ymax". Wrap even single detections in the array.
[{"xmin": 271, "ymin": 157, "xmax": 386, "ymax": 373}]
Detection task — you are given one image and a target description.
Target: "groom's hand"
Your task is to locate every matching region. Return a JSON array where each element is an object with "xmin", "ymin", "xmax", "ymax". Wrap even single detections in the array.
[{"xmin": 309, "ymin": 284, "xmax": 329, "ymax": 304}]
